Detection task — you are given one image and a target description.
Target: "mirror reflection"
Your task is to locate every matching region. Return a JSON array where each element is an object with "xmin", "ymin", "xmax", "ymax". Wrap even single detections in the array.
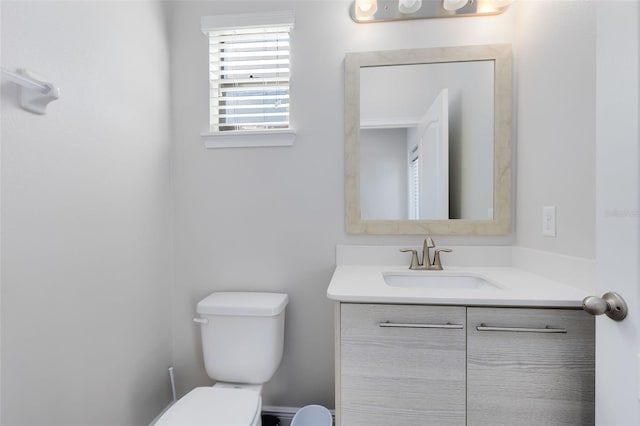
[
  {"xmin": 344, "ymin": 45, "xmax": 512, "ymax": 235},
  {"xmin": 360, "ymin": 61, "xmax": 495, "ymax": 221}
]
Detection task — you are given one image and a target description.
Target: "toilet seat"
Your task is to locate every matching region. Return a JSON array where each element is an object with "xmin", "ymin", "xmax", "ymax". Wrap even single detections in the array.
[{"xmin": 154, "ymin": 387, "xmax": 261, "ymax": 426}]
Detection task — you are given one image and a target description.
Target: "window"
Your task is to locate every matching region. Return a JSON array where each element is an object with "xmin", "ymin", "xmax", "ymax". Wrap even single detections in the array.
[{"xmin": 201, "ymin": 12, "xmax": 295, "ymax": 148}]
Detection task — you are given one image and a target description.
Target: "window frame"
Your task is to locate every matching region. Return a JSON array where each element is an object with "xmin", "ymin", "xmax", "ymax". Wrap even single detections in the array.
[{"xmin": 200, "ymin": 11, "xmax": 296, "ymax": 148}]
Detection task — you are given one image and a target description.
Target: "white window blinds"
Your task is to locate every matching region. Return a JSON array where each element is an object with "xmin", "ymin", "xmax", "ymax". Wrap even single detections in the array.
[
  {"xmin": 408, "ymin": 144, "xmax": 420, "ymax": 220},
  {"xmin": 203, "ymin": 12, "xmax": 294, "ymax": 132}
]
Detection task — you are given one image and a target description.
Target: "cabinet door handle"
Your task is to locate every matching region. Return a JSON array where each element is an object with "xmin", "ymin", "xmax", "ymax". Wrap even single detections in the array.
[
  {"xmin": 476, "ymin": 323, "xmax": 567, "ymax": 333},
  {"xmin": 379, "ymin": 322, "xmax": 464, "ymax": 329}
]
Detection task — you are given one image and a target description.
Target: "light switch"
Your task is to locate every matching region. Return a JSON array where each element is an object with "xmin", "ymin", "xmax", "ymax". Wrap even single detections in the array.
[{"xmin": 542, "ymin": 206, "xmax": 556, "ymax": 237}]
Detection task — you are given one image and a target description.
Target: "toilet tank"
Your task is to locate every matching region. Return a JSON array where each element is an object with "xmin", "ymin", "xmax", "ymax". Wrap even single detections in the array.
[{"xmin": 196, "ymin": 292, "xmax": 288, "ymax": 385}]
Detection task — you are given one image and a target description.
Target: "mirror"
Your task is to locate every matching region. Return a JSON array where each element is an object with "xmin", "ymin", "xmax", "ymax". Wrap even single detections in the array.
[{"xmin": 345, "ymin": 44, "xmax": 512, "ymax": 235}]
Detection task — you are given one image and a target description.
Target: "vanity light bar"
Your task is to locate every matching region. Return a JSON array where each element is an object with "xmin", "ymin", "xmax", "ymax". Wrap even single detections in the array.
[{"xmin": 350, "ymin": 0, "xmax": 511, "ymax": 23}]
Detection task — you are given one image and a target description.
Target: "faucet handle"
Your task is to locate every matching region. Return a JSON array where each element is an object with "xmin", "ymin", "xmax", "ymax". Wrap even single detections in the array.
[
  {"xmin": 400, "ymin": 249, "xmax": 421, "ymax": 269},
  {"xmin": 422, "ymin": 238, "xmax": 436, "ymax": 267},
  {"xmin": 431, "ymin": 248, "xmax": 452, "ymax": 270}
]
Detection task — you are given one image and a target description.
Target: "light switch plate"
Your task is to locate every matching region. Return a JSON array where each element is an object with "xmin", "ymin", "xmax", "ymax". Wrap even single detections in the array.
[{"xmin": 542, "ymin": 206, "xmax": 556, "ymax": 237}]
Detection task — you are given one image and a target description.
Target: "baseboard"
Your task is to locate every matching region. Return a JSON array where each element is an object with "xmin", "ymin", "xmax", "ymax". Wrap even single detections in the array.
[
  {"xmin": 262, "ymin": 405, "xmax": 335, "ymax": 426},
  {"xmin": 262, "ymin": 405, "xmax": 298, "ymax": 423}
]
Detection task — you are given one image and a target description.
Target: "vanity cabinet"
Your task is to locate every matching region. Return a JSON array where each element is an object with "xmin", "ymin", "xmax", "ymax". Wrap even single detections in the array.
[
  {"xmin": 466, "ymin": 308, "xmax": 595, "ymax": 426},
  {"xmin": 339, "ymin": 304, "xmax": 466, "ymax": 425},
  {"xmin": 336, "ymin": 304, "xmax": 595, "ymax": 426}
]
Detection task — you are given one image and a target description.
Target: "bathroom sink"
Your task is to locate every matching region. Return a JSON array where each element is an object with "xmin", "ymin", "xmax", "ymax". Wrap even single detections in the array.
[{"xmin": 382, "ymin": 272, "xmax": 501, "ymax": 289}]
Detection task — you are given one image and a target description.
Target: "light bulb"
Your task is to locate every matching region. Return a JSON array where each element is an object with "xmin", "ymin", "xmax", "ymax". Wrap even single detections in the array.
[
  {"xmin": 443, "ymin": 0, "xmax": 469, "ymax": 11},
  {"xmin": 398, "ymin": 0, "xmax": 422, "ymax": 14},
  {"xmin": 355, "ymin": 0, "xmax": 378, "ymax": 18}
]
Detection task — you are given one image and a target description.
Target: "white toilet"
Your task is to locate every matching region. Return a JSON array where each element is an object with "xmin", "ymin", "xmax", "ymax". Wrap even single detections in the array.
[{"xmin": 154, "ymin": 291, "xmax": 289, "ymax": 426}]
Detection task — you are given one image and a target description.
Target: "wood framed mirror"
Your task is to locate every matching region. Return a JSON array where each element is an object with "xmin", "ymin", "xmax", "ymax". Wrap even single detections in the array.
[{"xmin": 345, "ymin": 44, "xmax": 512, "ymax": 235}]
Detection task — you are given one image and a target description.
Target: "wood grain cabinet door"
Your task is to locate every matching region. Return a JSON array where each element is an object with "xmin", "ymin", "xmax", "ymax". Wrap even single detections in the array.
[
  {"xmin": 340, "ymin": 304, "xmax": 466, "ymax": 426},
  {"xmin": 467, "ymin": 308, "xmax": 595, "ymax": 426}
]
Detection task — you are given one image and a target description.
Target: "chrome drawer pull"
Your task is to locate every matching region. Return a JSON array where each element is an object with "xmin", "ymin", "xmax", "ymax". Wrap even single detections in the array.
[
  {"xmin": 379, "ymin": 322, "xmax": 464, "ymax": 329},
  {"xmin": 476, "ymin": 324, "xmax": 567, "ymax": 334}
]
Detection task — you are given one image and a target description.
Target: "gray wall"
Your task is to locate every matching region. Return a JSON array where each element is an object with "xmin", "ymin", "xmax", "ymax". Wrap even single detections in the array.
[
  {"xmin": 171, "ymin": 0, "xmax": 491, "ymax": 409},
  {"xmin": 1, "ymin": 2, "xmax": 173, "ymax": 425},
  {"xmin": 168, "ymin": 0, "xmax": 596, "ymax": 409},
  {"xmin": 514, "ymin": 1, "xmax": 596, "ymax": 258},
  {"xmin": 360, "ymin": 127, "xmax": 408, "ymax": 220},
  {"xmin": 168, "ymin": 1, "xmax": 345, "ymax": 408}
]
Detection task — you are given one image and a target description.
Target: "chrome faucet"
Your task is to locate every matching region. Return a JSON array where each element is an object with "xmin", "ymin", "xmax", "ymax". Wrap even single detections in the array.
[{"xmin": 401, "ymin": 238, "xmax": 452, "ymax": 270}]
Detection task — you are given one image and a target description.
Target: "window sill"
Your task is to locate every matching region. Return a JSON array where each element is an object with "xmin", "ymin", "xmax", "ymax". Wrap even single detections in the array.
[{"xmin": 200, "ymin": 129, "xmax": 296, "ymax": 149}]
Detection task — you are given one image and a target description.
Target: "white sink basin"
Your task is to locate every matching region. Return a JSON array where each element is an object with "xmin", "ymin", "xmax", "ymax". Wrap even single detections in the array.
[{"xmin": 383, "ymin": 272, "xmax": 501, "ymax": 289}]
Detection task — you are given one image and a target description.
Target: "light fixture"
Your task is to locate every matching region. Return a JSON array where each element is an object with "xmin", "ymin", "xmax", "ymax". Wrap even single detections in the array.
[
  {"xmin": 443, "ymin": 0, "xmax": 469, "ymax": 11},
  {"xmin": 398, "ymin": 0, "xmax": 422, "ymax": 14},
  {"xmin": 355, "ymin": 0, "xmax": 378, "ymax": 19},
  {"xmin": 350, "ymin": 0, "xmax": 512, "ymax": 23}
]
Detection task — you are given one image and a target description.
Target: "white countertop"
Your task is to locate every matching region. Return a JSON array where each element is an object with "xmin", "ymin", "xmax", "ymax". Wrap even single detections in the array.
[{"xmin": 327, "ymin": 265, "xmax": 590, "ymax": 308}]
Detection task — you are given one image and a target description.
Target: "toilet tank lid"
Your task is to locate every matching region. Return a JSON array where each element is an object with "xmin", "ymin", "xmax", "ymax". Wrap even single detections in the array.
[{"xmin": 197, "ymin": 292, "xmax": 288, "ymax": 316}]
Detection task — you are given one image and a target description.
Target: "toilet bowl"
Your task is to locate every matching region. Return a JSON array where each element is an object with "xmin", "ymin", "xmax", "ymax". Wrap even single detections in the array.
[{"xmin": 153, "ymin": 292, "xmax": 288, "ymax": 426}]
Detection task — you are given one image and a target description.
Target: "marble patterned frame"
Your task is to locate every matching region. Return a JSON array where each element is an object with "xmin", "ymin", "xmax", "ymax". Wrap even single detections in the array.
[{"xmin": 345, "ymin": 44, "xmax": 513, "ymax": 235}]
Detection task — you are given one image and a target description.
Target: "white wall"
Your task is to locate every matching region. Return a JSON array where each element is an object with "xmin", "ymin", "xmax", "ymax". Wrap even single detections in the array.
[
  {"xmin": 0, "ymin": 2, "xmax": 3, "ymax": 421},
  {"xmin": 0, "ymin": 2, "xmax": 173, "ymax": 425},
  {"xmin": 0, "ymin": 0, "xmax": 599, "ymax": 421},
  {"xmin": 0, "ymin": 0, "xmax": 3, "ymax": 422},
  {"xmin": 360, "ymin": 128, "xmax": 408, "ymax": 220},
  {"xmin": 514, "ymin": 1, "xmax": 596, "ymax": 259},
  {"xmin": 168, "ymin": 0, "xmax": 520, "ymax": 409}
]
